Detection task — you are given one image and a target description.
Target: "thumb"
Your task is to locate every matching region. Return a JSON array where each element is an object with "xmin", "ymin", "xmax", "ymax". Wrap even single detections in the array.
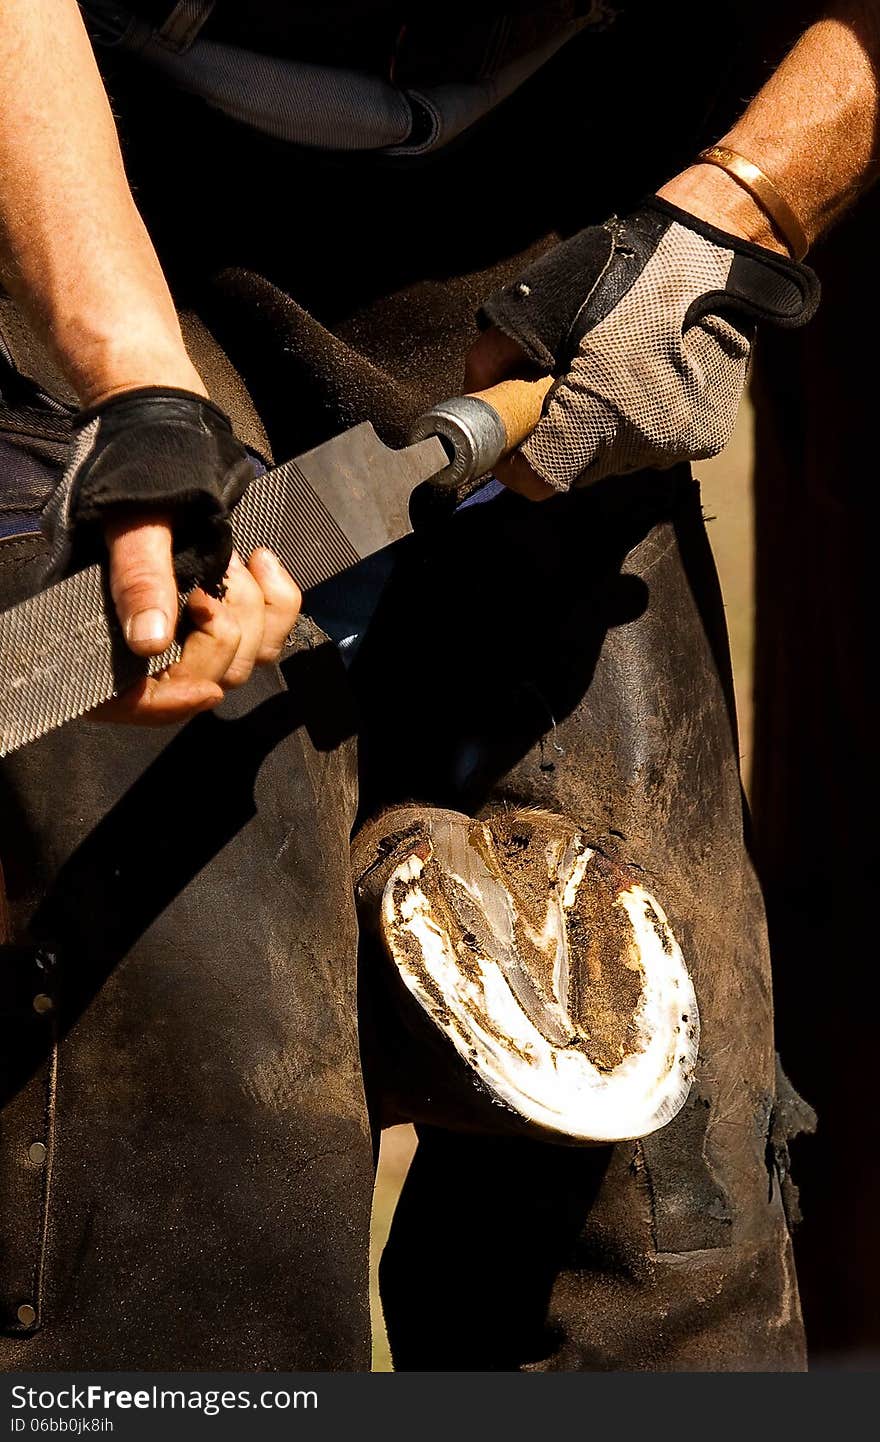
[{"xmin": 105, "ymin": 513, "xmax": 178, "ymax": 656}]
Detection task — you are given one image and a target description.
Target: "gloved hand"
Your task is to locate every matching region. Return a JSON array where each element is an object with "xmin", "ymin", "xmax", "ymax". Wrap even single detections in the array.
[
  {"xmin": 41, "ymin": 386, "xmax": 301, "ymax": 726},
  {"xmin": 477, "ymin": 197, "xmax": 820, "ymax": 492},
  {"xmin": 43, "ymin": 386, "xmax": 255, "ymax": 594}
]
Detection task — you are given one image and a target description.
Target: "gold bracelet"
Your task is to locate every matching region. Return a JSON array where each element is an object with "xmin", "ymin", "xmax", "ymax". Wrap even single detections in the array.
[{"xmin": 696, "ymin": 145, "xmax": 810, "ymax": 261}]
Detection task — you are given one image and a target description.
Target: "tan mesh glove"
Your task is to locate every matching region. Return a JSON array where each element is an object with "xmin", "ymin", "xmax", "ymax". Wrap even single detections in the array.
[{"xmin": 480, "ymin": 198, "xmax": 819, "ymax": 491}]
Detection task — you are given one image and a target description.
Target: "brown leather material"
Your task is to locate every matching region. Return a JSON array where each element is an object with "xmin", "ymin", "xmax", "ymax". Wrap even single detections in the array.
[
  {"xmin": 0, "ymin": 352, "xmax": 367, "ymax": 1367},
  {"xmin": 354, "ymin": 475, "xmax": 807, "ymax": 1370},
  {"xmin": 0, "ymin": 942, "xmax": 58, "ymax": 1339},
  {"xmin": 2, "ymin": 859, "xmax": 57, "ymax": 1343},
  {"xmin": 0, "ymin": 538, "xmax": 372, "ymax": 1367},
  {"xmin": 640, "ymin": 1095, "xmax": 733, "ymax": 1254}
]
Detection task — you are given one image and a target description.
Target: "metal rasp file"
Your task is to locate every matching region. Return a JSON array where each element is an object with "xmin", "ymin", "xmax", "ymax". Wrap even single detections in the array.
[{"xmin": 0, "ymin": 374, "xmax": 551, "ymax": 755}]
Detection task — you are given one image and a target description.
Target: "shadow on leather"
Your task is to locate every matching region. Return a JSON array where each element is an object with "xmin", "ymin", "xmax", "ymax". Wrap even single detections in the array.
[
  {"xmin": 381, "ymin": 1126, "xmax": 612, "ymax": 1371},
  {"xmin": 0, "ymin": 640, "xmax": 353, "ymax": 1104},
  {"xmin": 352, "ymin": 475, "xmax": 671, "ymax": 820}
]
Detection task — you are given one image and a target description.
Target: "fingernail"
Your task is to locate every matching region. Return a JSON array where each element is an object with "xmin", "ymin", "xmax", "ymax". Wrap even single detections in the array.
[
  {"xmin": 254, "ymin": 547, "xmax": 281, "ymax": 573},
  {"xmin": 126, "ymin": 608, "xmax": 169, "ymax": 647}
]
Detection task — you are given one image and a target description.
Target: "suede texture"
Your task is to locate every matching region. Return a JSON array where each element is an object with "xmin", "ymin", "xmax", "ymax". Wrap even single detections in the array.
[{"xmin": 0, "ymin": 535, "xmax": 371, "ymax": 1367}]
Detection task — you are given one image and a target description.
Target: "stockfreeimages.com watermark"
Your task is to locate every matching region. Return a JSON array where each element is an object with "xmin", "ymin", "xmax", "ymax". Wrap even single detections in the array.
[{"xmin": 9, "ymin": 1384, "xmax": 317, "ymax": 1430}]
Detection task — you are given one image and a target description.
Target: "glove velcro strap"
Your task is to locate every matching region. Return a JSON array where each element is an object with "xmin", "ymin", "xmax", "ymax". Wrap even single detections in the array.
[
  {"xmin": 686, "ymin": 252, "xmax": 820, "ymax": 333},
  {"xmin": 645, "ymin": 197, "xmax": 820, "ymax": 331},
  {"xmin": 480, "ymin": 198, "xmax": 820, "ymax": 374}
]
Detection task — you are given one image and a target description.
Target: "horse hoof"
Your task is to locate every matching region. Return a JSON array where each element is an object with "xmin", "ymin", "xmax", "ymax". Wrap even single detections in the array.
[{"xmin": 352, "ymin": 805, "xmax": 699, "ymax": 1143}]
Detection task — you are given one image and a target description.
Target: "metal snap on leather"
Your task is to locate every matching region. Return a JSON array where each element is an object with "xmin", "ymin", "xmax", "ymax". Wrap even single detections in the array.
[
  {"xmin": 32, "ymin": 993, "xmax": 53, "ymax": 1015},
  {"xmin": 27, "ymin": 1142, "xmax": 47, "ymax": 1166},
  {"xmin": 16, "ymin": 1304, "xmax": 37, "ymax": 1328}
]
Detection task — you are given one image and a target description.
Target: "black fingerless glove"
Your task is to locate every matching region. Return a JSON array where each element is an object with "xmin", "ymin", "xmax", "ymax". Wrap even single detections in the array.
[
  {"xmin": 479, "ymin": 197, "xmax": 820, "ymax": 490},
  {"xmin": 42, "ymin": 387, "xmax": 255, "ymax": 592}
]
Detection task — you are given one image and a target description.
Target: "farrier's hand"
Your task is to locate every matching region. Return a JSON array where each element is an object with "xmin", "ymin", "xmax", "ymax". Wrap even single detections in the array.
[
  {"xmin": 42, "ymin": 387, "xmax": 300, "ymax": 724},
  {"xmin": 469, "ymin": 199, "xmax": 819, "ymax": 497},
  {"xmin": 96, "ymin": 539, "xmax": 301, "ymax": 725}
]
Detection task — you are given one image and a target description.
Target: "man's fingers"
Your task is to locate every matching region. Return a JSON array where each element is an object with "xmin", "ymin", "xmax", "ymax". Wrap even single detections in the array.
[
  {"xmin": 93, "ymin": 589, "xmax": 243, "ymax": 727},
  {"xmin": 94, "ymin": 675, "xmax": 224, "ymax": 728},
  {"xmin": 106, "ymin": 513, "xmax": 178, "ymax": 656},
  {"xmin": 493, "ymin": 449, "xmax": 558, "ymax": 501},
  {"xmin": 214, "ymin": 551, "xmax": 266, "ymax": 689},
  {"xmin": 463, "ymin": 326, "xmax": 559, "ymax": 499},
  {"xmin": 206, "ymin": 549, "xmax": 300, "ymax": 691},
  {"xmin": 247, "ymin": 548, "xmax": 302, "ymax": 662},
  {"xmin": 92, "ymin": 583, "xmax": 237, "ymax": 727},
  {"xmin": 464, "ymin": 326, "xmax": 532, "ymax": 392},
  {"xmin": 95, "ymin": 546, "xmax": 300, "ymax": 728},
  {"xmin": 173, "ymin": 588, "xmax": 242, "ymax": 685}
]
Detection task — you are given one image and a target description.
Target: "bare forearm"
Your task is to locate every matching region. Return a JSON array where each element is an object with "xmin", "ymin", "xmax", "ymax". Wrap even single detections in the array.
[
  {"xmin": 0, "ymin": 0, "xmax": 203, "ymax": 404},
  {"xmin": 660, "ymin": 2, "xmax": 880, "ymax": 253}
]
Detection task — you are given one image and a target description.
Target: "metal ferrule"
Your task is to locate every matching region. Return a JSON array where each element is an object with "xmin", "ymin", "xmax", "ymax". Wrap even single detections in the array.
[{"xmin": 408, "ymin": 395, "xmax": 507, "ymax": 489}]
